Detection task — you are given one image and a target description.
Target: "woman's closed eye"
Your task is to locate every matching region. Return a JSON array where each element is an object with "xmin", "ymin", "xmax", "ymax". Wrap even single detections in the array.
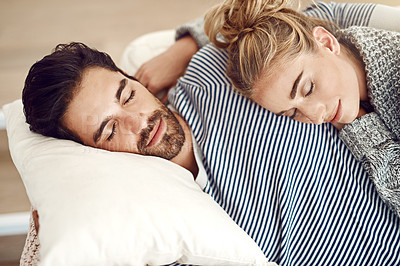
[
  {"xmin": 107, "ymin": 122, "xmax": 117, "ymax": 141},
  {"xmin": 305, "ymin": 81, "xmax": 314, "ymax": 97},
  {"xmin": 288, "ymin": 82, "xmax": 314, "ymax": 119},
  {"xmin": 123, "ymin": 90, "xmax": 135, "ymax": 105}
]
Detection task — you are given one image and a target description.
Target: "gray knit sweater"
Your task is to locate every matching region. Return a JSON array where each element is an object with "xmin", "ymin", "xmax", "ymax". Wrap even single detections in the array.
[{"xmin": 339, "ymin": 26, "xmax": 400, "ymax": 217}]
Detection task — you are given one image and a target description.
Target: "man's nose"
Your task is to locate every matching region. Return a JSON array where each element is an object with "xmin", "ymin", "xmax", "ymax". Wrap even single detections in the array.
[{"xmin": 121, "ymin": 113, "xmax": 147, "ymax": 135}]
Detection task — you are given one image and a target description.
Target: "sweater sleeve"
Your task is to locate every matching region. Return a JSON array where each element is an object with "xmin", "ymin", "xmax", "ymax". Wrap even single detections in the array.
[
  {"xmin": 339, "ymin": 112, "xmax": 400, "ymax": 217},
  {"xmin": 175, "ymin": 17, "xmax": 209, "ymax": 49}
]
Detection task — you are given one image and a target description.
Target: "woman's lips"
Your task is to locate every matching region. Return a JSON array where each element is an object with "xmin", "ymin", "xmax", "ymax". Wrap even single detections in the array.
[
  {"xmin": 147, "ymin": 118, "xmax": 165, "ymax": 147},
  {"xmin": 329, "ymin": 100, "xmax": 342, "ymax": 123}
]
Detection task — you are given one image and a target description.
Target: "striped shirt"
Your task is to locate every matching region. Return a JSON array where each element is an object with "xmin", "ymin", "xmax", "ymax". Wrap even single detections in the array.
[
  {"xmin": 303, "ymin": 2, "xmax": 375, "ymax": 28},
  {"xmin": 170, "ymin": 2, "xmax": 400, "ymax": 266}
]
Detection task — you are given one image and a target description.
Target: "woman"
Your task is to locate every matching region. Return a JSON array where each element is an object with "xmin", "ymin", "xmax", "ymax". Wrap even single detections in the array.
[{"xmin": 203, "ymin": 0, "xmax": 400, "ymax": 217}]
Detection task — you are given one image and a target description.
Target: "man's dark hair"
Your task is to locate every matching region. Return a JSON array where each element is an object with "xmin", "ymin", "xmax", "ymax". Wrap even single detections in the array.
[{"xmin": 22, "ymin": 42, "xmax": 131, "ymax": 143}]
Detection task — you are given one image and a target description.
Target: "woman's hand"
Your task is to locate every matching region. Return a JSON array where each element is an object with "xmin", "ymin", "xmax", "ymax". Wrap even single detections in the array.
[{"xmin": 134, "ymin": 35, "xmax": 198, "ymax": 102}]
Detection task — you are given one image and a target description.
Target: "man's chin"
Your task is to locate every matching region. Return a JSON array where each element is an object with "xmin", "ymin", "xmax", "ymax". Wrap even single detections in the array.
[
  {"xmin": 143, "ymin": 136, "xmax": 185, "ymax": 160},
  {"xmin": 145, "ymin": 146, "xmax": 182, "ymax": 160}
]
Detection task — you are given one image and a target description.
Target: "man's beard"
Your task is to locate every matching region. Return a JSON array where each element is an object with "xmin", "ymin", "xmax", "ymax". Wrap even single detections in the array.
[{"xmin": 137, "ymin": 105, "xmax": 185, "ymax": 160}]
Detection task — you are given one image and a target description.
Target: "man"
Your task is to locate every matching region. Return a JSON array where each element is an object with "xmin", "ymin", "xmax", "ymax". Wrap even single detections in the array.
[
  {"xmin": 22, "ymin": 2, "xmax": 400, "ymax": 265},
  {"xmin": 23, "ymin": 43, "xmax": 199, "ymax": 177}
]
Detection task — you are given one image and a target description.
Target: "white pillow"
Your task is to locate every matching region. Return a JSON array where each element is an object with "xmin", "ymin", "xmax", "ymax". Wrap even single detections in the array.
[
  {"xmin": 119, "ymin": 30, "xmax": 175, "ymax": 74},
  {"xmin": 4, "ymin": 100, "xmax": 275, "ymax": 266}
]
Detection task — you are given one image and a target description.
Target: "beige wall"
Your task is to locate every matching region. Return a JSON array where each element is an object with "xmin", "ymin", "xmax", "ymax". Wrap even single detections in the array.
[{"xmin": 0, "ymin": 0, "xmax": 219, "ymax": 108}]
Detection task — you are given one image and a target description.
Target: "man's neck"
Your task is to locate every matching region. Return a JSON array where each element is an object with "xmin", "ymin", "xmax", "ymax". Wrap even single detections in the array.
[{"xmin": 170, "ymin": 113, "xmax": 198, "ymax": 178}]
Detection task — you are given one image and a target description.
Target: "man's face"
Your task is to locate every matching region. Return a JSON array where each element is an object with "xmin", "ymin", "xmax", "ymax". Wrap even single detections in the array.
[{"xmin": 63, "ymin": 67, "xmax": 185, "ymax": 160}]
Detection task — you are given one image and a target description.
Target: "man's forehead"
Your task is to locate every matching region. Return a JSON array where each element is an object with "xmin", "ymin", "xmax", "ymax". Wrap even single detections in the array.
[
  {"xmin": 80, "ymin": 67, "xmax": 118, "ymax": 87},
  {"xmin": 64, "ymin": 70, "xmax": 116, "ymax": 139}
]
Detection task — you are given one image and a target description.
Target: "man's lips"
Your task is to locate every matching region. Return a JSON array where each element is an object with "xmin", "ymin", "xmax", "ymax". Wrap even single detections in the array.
[
  {"xmin": 328, "ymin": 100, "xmax": 342, "ymax": 123},
  {"xmin": 146, "ymin": 118, "xmax": 165, "ymax": 147}
]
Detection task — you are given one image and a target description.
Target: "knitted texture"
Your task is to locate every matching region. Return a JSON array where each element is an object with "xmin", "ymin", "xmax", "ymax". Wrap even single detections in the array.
[
  {"xmin": 175, "ymin": 17, "xmax": 210, "ymax": 48},
  {"xmin": 20, "ymin": 209, "xmax": 40, "ymax": 266},
  {"xmin": 339, "ymin": 27, "xmax": 400, "ymax": 217},
  {"xmin": 343, "ymin": 26, "xmax": 400, "ymax": 138}
]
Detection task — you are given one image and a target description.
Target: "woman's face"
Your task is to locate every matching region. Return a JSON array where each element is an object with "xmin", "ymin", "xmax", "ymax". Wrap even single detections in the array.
[{"xmin": 252, "ymin": 27, "xmax": 366, "ymax": 125}]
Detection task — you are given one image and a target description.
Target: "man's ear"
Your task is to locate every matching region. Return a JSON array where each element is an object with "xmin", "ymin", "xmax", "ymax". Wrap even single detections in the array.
[{"xmin": 312, "ymin": 26, "xmax": 340, "ymax": 55}]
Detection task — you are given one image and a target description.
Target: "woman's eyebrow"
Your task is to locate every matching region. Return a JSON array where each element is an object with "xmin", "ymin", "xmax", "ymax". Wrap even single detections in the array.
[
  {"xmin": 276, "ymin": 71, "xmax": 303, "ymax": 116},
  {"xmin": 290, "ymin": 71, "xmax": 303, "ymax": 99},
  {"xmin": 115, "ymin": 78, "xmax": 127, "ymax": 101}
]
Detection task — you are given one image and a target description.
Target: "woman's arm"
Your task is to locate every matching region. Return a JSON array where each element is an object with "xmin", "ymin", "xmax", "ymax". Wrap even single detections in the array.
[
  {"xmin": 339, "ymin": 113, "xmax": 400, "ymax": 218},
  {"xmin": 302, "ymin": 2, "xmax": 376, "ymax": 28},
  {"xmin": 175, "ymin": 17, "xmax": 209, "ymax": 49},
  {"xmin": 136, "ymin": 2, "xmax": 400, "ymax": 96},
  {"xmin": 304, "ymin": 2, "xmax": 400, "ymax": 32},
  {"xmin": 134, "ymin": 35, "xmax": 198, "ymax": 100},
  {"xmin": 368, "ymin": 4, "xmax": 400, "ymax": 32},
  {"xmin": 178, "ymin": 2, "xmax": 400, "ymax": 49},
  {"xmin": 134, "ymin": 18, "xmax": 207, "ymax": 97}
]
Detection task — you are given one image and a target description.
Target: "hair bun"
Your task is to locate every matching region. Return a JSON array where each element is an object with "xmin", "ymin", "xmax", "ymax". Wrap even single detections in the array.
[{"xmin": 204, "ymin": 0, "xmax": 289, "ymax": 49}]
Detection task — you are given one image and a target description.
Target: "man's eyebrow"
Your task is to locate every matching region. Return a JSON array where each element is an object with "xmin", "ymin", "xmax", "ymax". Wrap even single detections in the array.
[
  {"xmin": 290, "ymin": 71, "xmax": 303, "ymax": 99},
  {"xmin": 93, "ymin": 117, "xmax": 112, "ymax": 143},
  {"xmin": 93, "ymin": 79, "xmax": 127, "ymax": 143},
  {"xmin": 115, "ymin": 78, "xmax": 127, "ymax": 101}
]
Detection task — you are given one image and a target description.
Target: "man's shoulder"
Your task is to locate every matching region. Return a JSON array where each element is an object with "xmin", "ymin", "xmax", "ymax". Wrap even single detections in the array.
[
  {"xmin": 180, "ymin": 44, "xmax": 231, "ymax": 89},
  {"xmin": 192, "ymin": 44, "xmax": 228, "ymax": 66}
]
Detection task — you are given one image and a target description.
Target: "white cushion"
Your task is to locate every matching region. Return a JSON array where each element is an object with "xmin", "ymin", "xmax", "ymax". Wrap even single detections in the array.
[
  {"xmin": 4, "ymin": 99, "xmax": 274, "ymax": 266},
  {"xmin": 119, "ymin": 30, "xmax": 175, "ymax": 74}
]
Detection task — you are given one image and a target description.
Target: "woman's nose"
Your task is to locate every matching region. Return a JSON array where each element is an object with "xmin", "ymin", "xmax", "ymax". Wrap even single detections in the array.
[{"xmin": 300, "ymin": 104, "xmax": 325, "ymax": 125}]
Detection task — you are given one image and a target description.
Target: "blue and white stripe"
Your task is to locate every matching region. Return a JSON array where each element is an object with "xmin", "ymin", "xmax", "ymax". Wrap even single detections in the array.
[
  {"xmin": 169, "ymin": 2, "xmax": 399, "ymax": 266},
  {"xmin": 170, "ymin": 43, "xmax": 400, "ymax": 266},
  {"xmin": 303, "ymin": 2, "xmax": 375, "ymax": 28}
]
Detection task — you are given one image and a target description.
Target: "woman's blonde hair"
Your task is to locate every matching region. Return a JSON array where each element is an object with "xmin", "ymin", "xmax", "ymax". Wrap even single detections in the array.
[{"xmin": 204, "ymin": 0, "xmax": 337, "ymax": 96}]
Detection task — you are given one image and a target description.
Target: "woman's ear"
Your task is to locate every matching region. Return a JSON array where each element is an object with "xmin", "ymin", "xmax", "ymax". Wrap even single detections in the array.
[{"xmin": 312, "ymin": 26, "xmax": 340, "ymax": 55}]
